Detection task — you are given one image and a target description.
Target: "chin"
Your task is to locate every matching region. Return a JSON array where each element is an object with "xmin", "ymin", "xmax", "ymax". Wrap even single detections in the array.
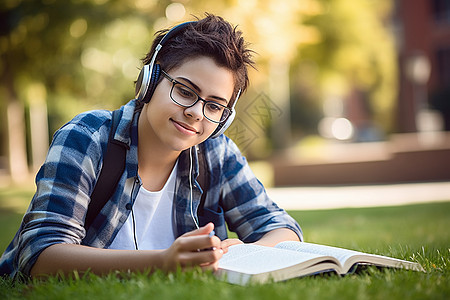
[
  {"xmin": 163, "ymin": 130, "xmax": 211, "ymax": 152},
  {"xmin": 168, "ymin": 139, "xmax": 200, "ymax": 152}
]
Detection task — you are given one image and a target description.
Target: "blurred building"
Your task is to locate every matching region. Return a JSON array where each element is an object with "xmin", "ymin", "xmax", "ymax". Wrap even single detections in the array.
[
  {"xmin": 395, "ymin": 0, "xmax": 450, "ymax": 132},
  {"xmin": 272, "ymin": 1, "xmax": 450, "ymax": 187}
]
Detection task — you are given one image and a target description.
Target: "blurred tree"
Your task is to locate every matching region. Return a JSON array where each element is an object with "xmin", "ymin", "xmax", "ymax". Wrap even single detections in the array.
[
  {"xmin": 0, "ymin": 0, "xmax": 399, "ymax": 182},
  {"xmin": 183, "ymin": 0, "xmax": 319, "ymax": 156},
  {"xmin": 292, "ymin": 0, "xmax": 397, "ymax": 139},
  {"xmin": 0, "ymin": 0, "xmax": 168, "ymax": 181},
  {"xmin": 184, "ymin": 0, "xmax": 397, "ymax": 155}
]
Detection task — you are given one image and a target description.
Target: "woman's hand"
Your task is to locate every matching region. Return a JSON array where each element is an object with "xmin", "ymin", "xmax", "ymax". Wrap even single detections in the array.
[
  {"xmin": 220, "ymin": 238, "xmax": 243, "ymax": 254},
  {"xmin": 252, "ymin": 228, "xmax": 300, "ymax": 247},
  {"xmin": 160, "ymin": 223, "xmax": 223, "ymax": 272}
]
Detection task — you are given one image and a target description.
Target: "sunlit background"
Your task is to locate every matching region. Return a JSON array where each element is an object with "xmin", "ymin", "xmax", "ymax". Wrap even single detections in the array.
[{"xmin": 1, "ymin": 0, "xmax": 449, "ymax": 189}]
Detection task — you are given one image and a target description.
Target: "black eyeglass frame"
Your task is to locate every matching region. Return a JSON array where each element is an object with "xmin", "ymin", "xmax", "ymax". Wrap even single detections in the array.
[{"xmin": 161, "ymin": 69, "xmax": 232, "ymax": 124}]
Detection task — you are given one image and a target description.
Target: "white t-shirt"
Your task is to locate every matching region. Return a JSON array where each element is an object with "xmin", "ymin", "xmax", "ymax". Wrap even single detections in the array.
[{"xmin": 108, "ymin": 162, "xmax": 178, "ymax": 250}]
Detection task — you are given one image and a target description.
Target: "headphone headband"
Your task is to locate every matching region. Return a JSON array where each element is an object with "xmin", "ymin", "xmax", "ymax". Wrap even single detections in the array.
[
  {"xmin": 159, "ymin": 21, "xmax": 197, "ymax": 46},
  {"xmin": 149, "ymin": 21, "xmax": 197, "ymax": 70},
  {"xmin": 135, "ymin": 21, "xmax": 196, "ymax": 103}
]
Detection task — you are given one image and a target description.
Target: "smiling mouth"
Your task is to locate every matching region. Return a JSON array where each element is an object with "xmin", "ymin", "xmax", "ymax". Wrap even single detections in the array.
[{"xmin": 171, "ymin": 119, "xmax": 199, "ymax": 134}]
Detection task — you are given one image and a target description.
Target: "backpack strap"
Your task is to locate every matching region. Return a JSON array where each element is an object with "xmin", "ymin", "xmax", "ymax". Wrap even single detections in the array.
[{"xmin": 85, "ymin": 109, "xmax": 129, "ymax": 231}]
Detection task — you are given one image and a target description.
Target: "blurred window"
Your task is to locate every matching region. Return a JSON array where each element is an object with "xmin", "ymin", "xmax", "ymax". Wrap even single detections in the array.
[
  {"xmin": 436, "ymin": 48, "xmax": 450, "ymax": 87},
  {"xmin": 433, "ymin": 0, "xmax": 450, "ymax": 23}
]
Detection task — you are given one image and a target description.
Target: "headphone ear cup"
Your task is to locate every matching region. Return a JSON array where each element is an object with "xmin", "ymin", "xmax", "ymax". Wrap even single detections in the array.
[
  {"xmin": 135, "ymin": 64, "xmax": 149, "ymax": 102},
  {"xmin": 143, "ymin": 63, "xmax": 161, "ymax": 103},
  {"xmin": 210, "ymin": 110, "xmax": 235, "ymax": 139}
]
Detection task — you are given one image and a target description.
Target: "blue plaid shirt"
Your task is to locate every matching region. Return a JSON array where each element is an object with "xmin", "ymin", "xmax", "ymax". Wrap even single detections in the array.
[{"xmin": 0, "ymin": 99, "xmax": 302, "ymax": 278}]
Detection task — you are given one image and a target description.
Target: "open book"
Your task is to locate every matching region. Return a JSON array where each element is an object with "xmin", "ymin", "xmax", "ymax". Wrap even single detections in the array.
[{"xmin": 216, "ymin": 241, "xmax": 424, "ymax": 285}]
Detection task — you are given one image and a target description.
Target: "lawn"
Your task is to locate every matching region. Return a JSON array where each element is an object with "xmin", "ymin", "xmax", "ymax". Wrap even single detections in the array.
[{"xmin": 0, "ymin": 186, "xmax": 449, "ymax": 299}]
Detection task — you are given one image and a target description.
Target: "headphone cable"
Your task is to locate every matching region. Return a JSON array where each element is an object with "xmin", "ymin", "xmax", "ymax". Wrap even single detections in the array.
[{"xmin": 189, "ymin": 147, "xmax": 200, "ymax": 229}]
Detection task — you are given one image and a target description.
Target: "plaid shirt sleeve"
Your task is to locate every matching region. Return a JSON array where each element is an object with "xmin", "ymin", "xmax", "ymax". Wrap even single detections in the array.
[
  {"xmin": 12, "ymin": 111, "xmax": 111, "ymax": 276},
  {"xmin": 204, "ymin": 135, "xmax": 303, "ymax": 243}
]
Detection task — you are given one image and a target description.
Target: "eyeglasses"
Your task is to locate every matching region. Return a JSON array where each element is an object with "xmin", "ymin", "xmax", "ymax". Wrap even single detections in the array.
[{"xmin": 161, "ymin": 69, "xmax": 232, "ymax": 123}]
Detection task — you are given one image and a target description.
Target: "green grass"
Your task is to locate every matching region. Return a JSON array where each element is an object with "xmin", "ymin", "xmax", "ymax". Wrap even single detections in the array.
[{"xmin": 0, "ymin": 186, "xmax": 449, "ymax": 299}]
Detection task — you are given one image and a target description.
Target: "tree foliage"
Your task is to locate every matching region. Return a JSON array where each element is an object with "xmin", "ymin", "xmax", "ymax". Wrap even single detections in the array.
[
  {"xmin": 0, "ymin": 0, "xmax": 399, "ymax": 176},
  {"xmin": 0, "ymin": 0, "xmax": 171, "ymax": 179},
  {"xmin": 291, "ymin": 0, "xmax": 397, "ymax": 136},
  {"xmin": 0, "ymin": 0, "xmax": 171, "ymax": 127}
]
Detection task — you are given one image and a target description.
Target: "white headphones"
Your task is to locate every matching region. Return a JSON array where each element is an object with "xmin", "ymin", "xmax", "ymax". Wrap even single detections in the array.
[{"xmin": 134, "ymin": 21, "xmax": 240, "ymax": 139}]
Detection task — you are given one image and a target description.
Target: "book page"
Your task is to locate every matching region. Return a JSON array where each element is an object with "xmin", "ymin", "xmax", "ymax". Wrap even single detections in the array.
[
  {"xmin": 275, "ymin": 241, "xmax": 362, "ymax": 266},
  {"xmin": 274, "ymin": 241, "xmax": 424, "ymax": 273},
  {"xmin": 218, "ymin": 244, "xmax": 337, "ymax": 275}
]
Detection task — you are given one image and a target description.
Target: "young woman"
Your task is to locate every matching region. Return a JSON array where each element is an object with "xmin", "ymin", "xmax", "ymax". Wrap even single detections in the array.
[{"xmin": 0, "ymin": 14, "xmax": 302, "ymax": 279}]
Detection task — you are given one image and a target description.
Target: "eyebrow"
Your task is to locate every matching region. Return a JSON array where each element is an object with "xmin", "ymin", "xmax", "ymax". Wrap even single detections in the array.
[{"xmin": 177, "ymin": 76, "xmax": 229, "ymax": 104}]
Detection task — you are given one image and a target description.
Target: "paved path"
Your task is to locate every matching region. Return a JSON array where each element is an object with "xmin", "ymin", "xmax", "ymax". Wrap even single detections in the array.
[{"xmin": 266, "ymin": 181, "xmax": 450, "ymax": 210}]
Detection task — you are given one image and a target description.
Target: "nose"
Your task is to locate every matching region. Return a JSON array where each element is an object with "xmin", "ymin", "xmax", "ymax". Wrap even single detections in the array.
[{"xmin": 184, "ymin": 100, "xmax": 204, "ymax": 121}]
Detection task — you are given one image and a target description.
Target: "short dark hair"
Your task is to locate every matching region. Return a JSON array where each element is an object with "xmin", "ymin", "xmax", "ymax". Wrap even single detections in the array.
[{"xmin": 142, "ymin": 13, "xmax": 255, "ymax": 106}]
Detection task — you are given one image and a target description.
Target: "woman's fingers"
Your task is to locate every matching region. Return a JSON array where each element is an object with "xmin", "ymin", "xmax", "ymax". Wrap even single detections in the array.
[
  {"xmin": 175, "ymin": 233, "xmax": 221, "ymax": 252},
  {"xmin": 178, "ymin": 247, "xmax": 223, "ymax": 266},
  {"xmin": 220, "ymin": 238, "xmax": 243, "ymax": 253},
  {"xmin": 161, "ymin": 223, "xmax": 223, "ymax": 272},
  {"xmin": 182, "ymin": 222, "xmax": 214, "ymax": 237}
]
